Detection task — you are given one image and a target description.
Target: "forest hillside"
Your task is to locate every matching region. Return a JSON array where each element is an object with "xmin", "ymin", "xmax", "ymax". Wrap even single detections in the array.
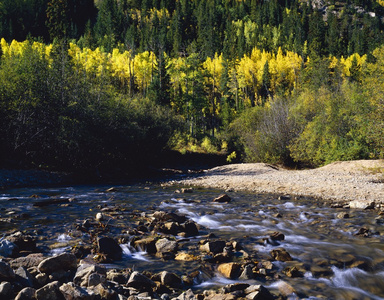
[{"xmin": 0, "ymin": 0, "xmax": 383, "ymax": 172}]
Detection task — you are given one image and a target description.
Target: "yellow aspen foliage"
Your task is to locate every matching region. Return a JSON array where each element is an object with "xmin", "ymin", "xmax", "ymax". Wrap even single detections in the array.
[
  {"xmin": 110, "ymin": 48, "xmax": 135, "ymax": 87},
  {"xmin": 133, "ymin": 51, "xmax": 157, "ymax": 95},
  {"xmin": 339, "ymin": 53, "xmax": 366, "ymax": 77}
]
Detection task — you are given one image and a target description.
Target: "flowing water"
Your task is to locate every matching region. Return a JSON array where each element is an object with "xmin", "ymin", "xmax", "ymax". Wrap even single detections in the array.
[{"xmin": 1, "ymin": 182, "xmax": 384, "ymax": 299}]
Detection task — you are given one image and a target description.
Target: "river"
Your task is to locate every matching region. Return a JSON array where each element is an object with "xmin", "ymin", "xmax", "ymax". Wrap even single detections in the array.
[{"xmin": 1, "ymin": 182, "xmax": 384, "ymax": 299}]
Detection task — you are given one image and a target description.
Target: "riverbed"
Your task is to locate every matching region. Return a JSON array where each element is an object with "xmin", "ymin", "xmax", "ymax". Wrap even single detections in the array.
[{"xmin": 1, "ymin": 182, "xmax": 384, "ymax": 299}]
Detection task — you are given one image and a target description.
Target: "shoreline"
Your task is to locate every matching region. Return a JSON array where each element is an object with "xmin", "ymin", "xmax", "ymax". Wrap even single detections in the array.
[{"xmin": 173, "ymin": 160, "xmax": 384, "ymax": 208}]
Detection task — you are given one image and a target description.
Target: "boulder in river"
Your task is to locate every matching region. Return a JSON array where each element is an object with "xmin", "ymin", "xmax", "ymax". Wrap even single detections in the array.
[
  {"xmin": 0, "ymin": 261, "xmax": 15, "ymax": 281},
  {"xmin": 200, "ymin": 240, "xmax": 226, "ymax": 254},
  {"xmin": 15, "ymin": 287, "xmax": 36, "ymax": 300},
  {"xmin": 217, "ymin": 262, "xmax": 241, "ymax": 279},
  {"xmin": 0, "ymin": 239, "xmax": 19, "ymax": 257},
  {"xmin": 35, "ymin": 281, "xmax": 62, "ymax": 300},
  {"xmin": 0, "ymin": 281, "xmax": 13, "ymax": 299},
  {"xmin": 59, "ymin": 282, "xmax": 92, "ymax": 299},
  {"xmin": 38, "ymin": 253, "xmax": 77, "ymax": 274},
  {"xmin": 245, "ymin": 284, "xmax": 274, "ymax": 300},
  {"xmin": 133, "ymin": 237, "xmax": 157, "ymax": 254},
  {"xmin": 97, "ymin": 237, "xmax": 123, "ymax": 260},
  {"xmin": 127, "ymin": 271, "xmax": 156, "ymax": 291},
  {"xmin": 10, "ymin": 253, "xmax": 45, "ymax": 269},
  {"xmin": 155, "ymin": 238, "xmax": 178, "ymax": 254},
  {"xmin": 270, "ymin": 248, "xmax": 293, "ymax": 262},
  {"xmin": 213, "ymin": 194, "xmax": 231, "ymax": 203}
]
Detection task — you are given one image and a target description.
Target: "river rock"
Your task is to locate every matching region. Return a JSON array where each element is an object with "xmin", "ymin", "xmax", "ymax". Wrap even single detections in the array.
[
  {"xmin": 270, "ymin": 231, "xmax": 285, "ymax": 241},
  {"xmin": 127, "ymin": 271, "xmax": 156, "ymax": 291},
  {"xmin": 0, "ymin": 239, "xmax": 19, "ymax": 257},
  {"xmin": 74, "ymin": 264, "xmax": 107, "ymax": 287},
  {"xmin": 7, "ymin": 233, "xmax": 37, "ymax": 253},
  {"xmin": 175, "ymin": 252, "xmax": 199, "ymax": 261},
  {"xmin": 275, "ymin": 281, "xmax": 296, "ymax": 297},
  {"xmin": 213, "ymin": 194, "xmax": 231, "ymax": 203},
  {"xmin": 239, "ymin": 265, "xmax": 254, "ymax": 280},
  {"xmin": 15, "ymin": 287, "xmax": 36, "ymax": 300},
  {"xmin": 270, "ymin": 248, "xmax": 293, "ymax": 261},
  {"xmin": 35, "ymin": 281, "xmax": 62, "ymax": 300},
  {"xmin": 172, "ymin": 289, "xmax": 195, "ymax": 300},
  {"xmin": 59, "ymin": 282, "xmax": 92, "ymax": 299},
  {"xmin": 15, "ymin": 266, "xmax": 35, "ymax": 287},
  {"xmin": 155, "ymin": 238, "xmax": 178, "ymax": 254},
  {"xmin": 245, "ymin": 285, "xmax": 274, "ymax": 300},
  {"xmin": 349, "ymin": 200, "xmax": 375, "ymax": 210},
  {"xmin": 310, "ymin": 265, "xmax": 333, "ymax": 277},
  {"xmin": 222, "ymin": 283, "xmax": 250, "ymax": 293},
  {"xmin": 182, "ymin": 221, "xmax": 199, "ymax": 236},
  {"xmin": 283, "ymin": 266, "xmax": 303, "ymax": 278},
  {"xmin": 107, "ymin": 270, "xmax": 128, "ymax": 284},
  {"xmin": 97, "ymin": 237, "xmax": 122, "ymax": 260},
  {"xmin": 133, "ymin": 237, "xmax": 157, "ymax": 254},
  {"xmin": 217, "ymin": 263, "xmax": 241, "ymax": 279},
  {"xmin": 0, "ymin": 261, "xmax": 15, "ymax": 281},
  {"xmin": 11, "ymin": 253, "xmax": 45, "ymax": 269},
  {"xmin": 38, "ymin": 253, "xmax": 77, "ymax": 274},
  {"xmin": 200, "ymin": 240, "xmax": 226, "ymax": 254},
  {"xmin": 160, "ymin": 271, "xmax": 182, "ymax": 288},
  {"xmin": 0, "ymin": 281, "xmax": 13, "ymax": 298},
  {"xmin": 162, "ymin": 222, "xmax": 181, "ymax": 235}
]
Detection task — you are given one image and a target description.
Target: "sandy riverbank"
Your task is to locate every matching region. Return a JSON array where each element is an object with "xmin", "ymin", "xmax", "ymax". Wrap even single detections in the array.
[{"xmin": 174, "ymin": 160, "xmax": 384, "ymax": 208}]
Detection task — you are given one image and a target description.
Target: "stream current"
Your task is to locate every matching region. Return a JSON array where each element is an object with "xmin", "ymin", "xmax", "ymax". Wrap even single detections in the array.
[{"xmin": 1, "ymin": 182, "xmax": 384, "ymax": 299}]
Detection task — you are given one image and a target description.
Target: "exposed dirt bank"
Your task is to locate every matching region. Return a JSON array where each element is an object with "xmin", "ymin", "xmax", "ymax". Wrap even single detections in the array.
[{"xmin": 174, "ymin": 160, "xmax": 384, "ymax": 207}]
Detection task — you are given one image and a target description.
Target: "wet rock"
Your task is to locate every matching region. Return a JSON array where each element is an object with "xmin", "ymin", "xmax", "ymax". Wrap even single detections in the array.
[
  {"xmin": 181, "ymin": 188, "xmax": 193, "ymax": 193},
  {"xmin": 7, "ymin": 233, "xmax": 37, "ymax": 253},
  {"xmin": 38, "ymin": 253, "xmax": 77, "ymax": 274},
  {"xmin": 283, "ymin": 266, "xmax": 303, "ymax": 278},
  {"xmin": 310, "ymin": 265, "xmax": 333, "ymax": 277},
  {"xmin": 93, "ymin": 283, "xmax": 116, "ymax": 299},
  {"xmin": 213, "ymin": 194, "xmax": 231, "ymax": 203},
  {"xmin": 160, "ymin": 271, "xmax": 182, "ymax": 288},
  {"xmin": 0, "ymin": 281, "xmax": 13, "ymax": 298},
  {"xmin": 354, "ymin": 227, "xmax": 371, "ymax": 237},
  {"xmin": 239, "ymin": 265, "xmax": 254, "ymax": 280},
  {"xmin": 0, "ymin": 261, "xmax": 15, "ymax": 281},
  {"xmin": 133, "ymin": 237, "xmax": 157, "ymax": 254},
  {"xmin": 95, "ymin": 213, "xmax": 105, "ymax": 221},
  {"xmin": 200, "ymin": 240, "xmax": 226, "ymax": 254},
  {"xmin": 245, "ymin": 285, "xmax": 274, "ymax": 300},
  {"xmin": 11, "ymin": 253, "xmax": 45, "ymax": 269},
  {"xmin": 127, "ymin": 271, "xmax": 156, "ymax": 291},
  {"xmin": 15, "ymin": 287, "xmax": 36, "ymax": 300},
  {"xmin": 35, "ymin": 281, "xmax": 62, "ymax": 300},
  {"xmin": 182, "ymin": 221, "xmax": 199, "ymax": 236},
  {"xmin": 155, "ymin": 238, "xmax": 178, "ymax": 254},
  {"xmin": 175, "ymin": 252, "xmax": 199, "ymax": 261},
  {"xmin": 59, "ymin": 282, "xmax": 91, "ymax": 299},
  {"xmin": 35, "ymin": 273, "xmax": 48, "ymax": 287},
  {"xmin": 162, "ymin": 222, "xmax": 181, "ymax": 235},
  {"xmin": 222, "ymin": 283, "xmax": 250, "ymax": 293},
  {"xmin": 74, "ymin": 264, "xmax": 107, "ymax": 287},
  {"xmin": 270, "ymin": 248, "xmax": 293, "ymax": 261},
  {"xmin": 97, "ymin": 237, "xmax": 122, "ymax": 261},
  {"xmin": 217, "ymin": 263, "xmax": 241, "ymax": 279},
  {"xmin": 269, "ymin": 231, "xmax": 285, "ymax": 241},
  {"xmin": 278, "ymin": 195, "xmax": 291, "ymax": 201},
  {"xmin": 336, "ymin": 212, "xmax": 350, "ymax": 219},
  {"xmin": 88, "ymin": 273, "xmax": 106, "ymax": 287},
  {"xmin": 275, "ymin": 281, "xmax": 296, "ymax": 297},
  {"xmin": 0, "ymin": 239, "xmax": 19, "ymax": 257},
  {"xmin": 15, "ymin": 266, "xmax": 35, "ymax": 287},
  {"xmin": 107, "ymin": 270, "xmax": 128, "ymax": 284},
  {"xmin": 172, "ymin": 289, "xmax": 195, "ymax": 300},
  {"xmin": 349, "ymin": 200, "xmax": 375, "ymax": 210}
]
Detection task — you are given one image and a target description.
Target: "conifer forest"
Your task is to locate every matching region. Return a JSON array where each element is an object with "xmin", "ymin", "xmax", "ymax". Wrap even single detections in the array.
[{"xmin": 0, "ymin": 0, "xmax": 384, "ymax": 172}]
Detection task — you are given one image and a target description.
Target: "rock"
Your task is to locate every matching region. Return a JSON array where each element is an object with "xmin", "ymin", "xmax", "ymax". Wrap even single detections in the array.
[
  {"xmin": 38, "ymin": 253, "xmax": 77, "ymax": 274},
  {"xmin": 217, "ymin": 263, "xmax": 241, "ymax": 279},
  {"xmin": 354, "ymin": 227, "xmax": 371, "ymax": 237},
  {"xmin": 59, "ymin": 282, "xmax": 91, "ymax": 299},
  {"xmin": 0, "ymin": 239, "xmax": 19, "ymax": 257},
  {"xmin": 155, "ymin": 238, "xmax": 178, "ymax": 254},
  {"xmin": 95, "ymin": 213, "xmax": 105, "ymax": 221},
  {"xmin": 35, "ymin": 273, "xmax": 48, "ymax": 287},
  {"xmin": 106, "ymin": 270, "xmax": 128, "ymax": 284},
  {"xmin": 7, "ymin": 233, "xmax": 37, "ymax": 252},
  {"xmin": 283, "ymin": 266, "xmax": 303, "ymax": 278},
  {"xmin": 0, "ymin": 261, "xmax": 15, "ymax": 281},
  {"xmin": 74, "ymin": 264, "xmax": 107, "ymax": 287},
  {"xmin": 349, "ymin": 200, "xmax": 375, "ymax": 210},
  {"xmin": 275, "ymin": 281, "xmax": 296, "ymax": 297},
  {"xmin": 127, "ymin": 271, "xmax": 156, "ymax": 291},
  {"xmin": 310, "ymin": 265, "xmax": 333, "ymax": 277},
  {"xmin": 0, "ymin": 281, "xmax": 13, "ymax": 298},
  {"xmin": 239, "ymin": 265, "xmax": 254, "ymax": 280},
  {"xmin": 175, "ymin": 252, "xmax": 199, "ymax": 261},
  {"xmin": 200, "ymin": 240, "xmax": 226, "ymax": 254},
  {"xmin": 173, "ymin": 289, "xmax": 195, "ymax": 300},
  {"xmin": 133, "ymin": 237, "xmax": 157, "ymax": 254},
  {"xmin": 222, "ymin": 283, "xmax": 250, "ymax": 293},
  {"xmin": 336, "ymin": 212, "xmax": 350, "ymax": 219},
  {"xmin": 97, "ymin": 237, "xmax": 122, "ymax": 260},
  {"xmin": 160, "ymin": 271, "xmax": 182, "ymax": 288},
  {"xmin": 15, "ymin": 266, "xmax": 35, "ymax": 287},
  {"xmin": 11, "ymin": 254, "xmax": 45, "ymax": 269},
  {"xmin": 88, "ymin": 273, "xmax": 106, "ymax": 287},
  {"xmin": 182, "ymin": 221, "xmax": 199, "ymax": 236},
  {"xmin": 181, "ymin": 188, "xmax": 193, "ymax": 193},
  {"xmin": 278, "ymin": 195, "xmax": 291, "ymax": 201},
  {"xmin": 15, "ymin": 287, "xmax": 36, "ymax": 300},
  {"xmin": 94, "ymin": 283, "xmax": 116, "ymax": 299},
  {"xmin": 213, "ymin": 194, "xmax": 231, "ymax": 203},
  {"xmin": 246, "ymin": 286, "xmax": 274, "ymax": 300},
  {"xmin": 162, "ymin": 222, "xmax": 181, "ymax": 235},
  {"xmin": 270, "ymin": 232, "xmax": 285, "ymax": 241},
  {"xmin": 35, "ymin": 281, "xmax": 62, "ymax": 300},
  {"xmin": 270, "ymin": 248, "xmax": 293, "ymax": 261}
]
